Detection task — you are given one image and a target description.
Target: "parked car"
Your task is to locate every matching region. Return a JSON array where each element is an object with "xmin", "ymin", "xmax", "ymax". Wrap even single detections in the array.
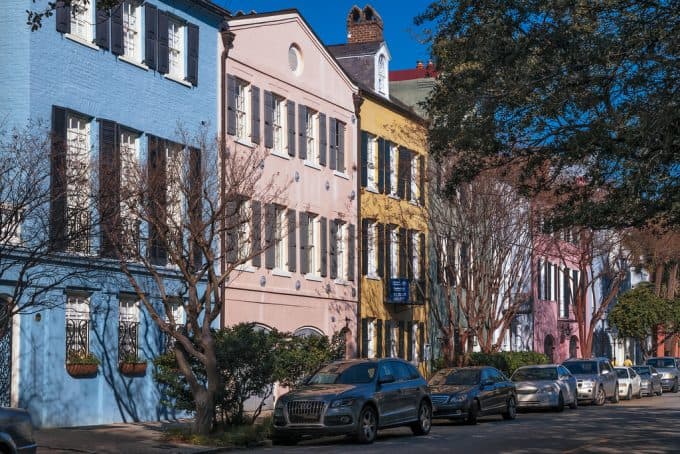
[
  {"xmin": 632, "ymin": 365, "xmax": 663, "ymax": 397},
  {"xmin": 429, "ymin": 366, "xmax": 517, "ymax": 425},
  {"xmin": 0, "ymin": 406, "xmax": 36, "ymax": 454},
  {"xmin": 562, "ymin": 358, "xmax": 618, "ymax": 405},
  {"xmin": 645, "ymin": 357, "xmax": 679, "ymax": 392},
  {"xmin": 272, "ymin": 359, "xmax": 432, "ymax": 445},
  {"xmin": 510, "ymin": 365, "xmax": 578, "ymax": 411},
  {"xmin": 615, "ymin": 367, "xmax": 642, "ymax": 400}
]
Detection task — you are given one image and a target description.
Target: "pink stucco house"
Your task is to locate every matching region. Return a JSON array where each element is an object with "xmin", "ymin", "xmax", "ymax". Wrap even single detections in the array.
[{"xmin": 219, "ymin": 10, "xmax": 359, "ymax": 351}]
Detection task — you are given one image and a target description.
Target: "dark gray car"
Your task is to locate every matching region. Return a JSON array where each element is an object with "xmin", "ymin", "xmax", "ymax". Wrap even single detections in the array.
[
  {"xmin": 632, "ymin": 365, "xmax": 663, "ymax": 397},
  {"xmin": 273, "ymin": 359, "xmax": 432, "ymax": 445},
  {"xmin": 645, "ymin": 357, "xmax": 679, "ymax": 392},
  {"xmin": 0, "ymin": 407, "xmax": 36, "ymax": 454},
  {"xmin": 562, "ymin": 358, "xmax": 619, "ymax": 405}
]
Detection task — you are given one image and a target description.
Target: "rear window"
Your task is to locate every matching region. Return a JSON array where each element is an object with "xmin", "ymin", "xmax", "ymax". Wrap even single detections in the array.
[
  {"xmin": 615, "ymin": 369, "xmax": 628, "ymax": 379},
  {"xmin": 646, "ymin": 358, "xmax": 676, "ymax": 368},
  {"xmin": 563, "ymin": 361, "xmax": 598, "ymax": 375},
  {"xmin": 512, "ymin": 367, "xmax": 557, "ymax": 381},
  {"xmin": 632, "ymin": 366, "xmax": 650, "ymax": 377}
]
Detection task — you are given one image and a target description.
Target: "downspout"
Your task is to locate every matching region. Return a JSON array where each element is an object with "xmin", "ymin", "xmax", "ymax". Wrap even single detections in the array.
[
  {"xmin": 219, "ymin": 25, "xmax": 235, "ymax": 329},
  {"xmin": 353, "ymin": 91, "xmax": 364, "ymax": 358}
]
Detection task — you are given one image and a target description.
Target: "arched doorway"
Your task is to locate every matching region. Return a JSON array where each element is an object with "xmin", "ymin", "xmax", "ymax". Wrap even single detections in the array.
[
  {"xmin": 569, "ymin": 336, "xmax": 579, "ymax": 359},
  {"xmin": 544, "ymin": 334, "xmax": 555, "ymax": 363},
  {"xmin": 0, "ymin": 296, "xmax": 12, "ymax": 407}
]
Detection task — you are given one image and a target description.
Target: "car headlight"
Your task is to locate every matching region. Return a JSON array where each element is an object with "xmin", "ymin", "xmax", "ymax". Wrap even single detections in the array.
[
  {"xmin": 539, "ymin": 384, "xmax": 557, "ymax": 393},
  {"xmin": 331, "ymin": 398, "xmax": 355, "ymax": 408},
  {"xmin": 448, "ymin": 394, "xmax": 467, "ymax": 403}
]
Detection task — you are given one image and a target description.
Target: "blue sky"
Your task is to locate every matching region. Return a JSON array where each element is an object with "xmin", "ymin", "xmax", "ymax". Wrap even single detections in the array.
[{"xmin": 213, "ymin": 1, "xmax": 433, "ymax": 70}]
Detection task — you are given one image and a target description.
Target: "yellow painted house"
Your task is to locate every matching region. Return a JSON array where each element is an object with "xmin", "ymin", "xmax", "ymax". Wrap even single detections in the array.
[{"xmin": 328, "ymin": 5, "xmax": 429, "ymax": 373}]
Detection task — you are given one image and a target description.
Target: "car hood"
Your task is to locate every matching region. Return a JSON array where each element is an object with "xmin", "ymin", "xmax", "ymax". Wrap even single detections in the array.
[
  {"xmin": 512, "ymin": 380, "xmax": 558, "ymax": 391},
  {"xmin": 571, "ymin": 374, "xmax": 600, "ymax": 381},
  {"xmin": 282, "ymin": 384, "xmax": 359, "ymax": 401},
  {"xmin": 429, "ymin": 384, "xmax": 475, "ymax": 395},
  {"xmin": 650, "ymin": 367, "xmax": 677, "ymax": 374}
]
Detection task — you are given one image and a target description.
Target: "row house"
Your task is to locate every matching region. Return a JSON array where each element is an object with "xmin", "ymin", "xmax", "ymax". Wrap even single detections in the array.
[
  {"xmin": 329, "ymin": 6, "xmax": 430, "ymax": 373},
  {"xmin": 1, "ymin": 0, "xmax": 226, "ymax": 427}
]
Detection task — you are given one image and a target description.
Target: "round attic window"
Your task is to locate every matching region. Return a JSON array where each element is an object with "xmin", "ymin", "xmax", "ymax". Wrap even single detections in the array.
[{"xmin": 288, "ymin": 44, "xmax": 302, "ymax": 75}]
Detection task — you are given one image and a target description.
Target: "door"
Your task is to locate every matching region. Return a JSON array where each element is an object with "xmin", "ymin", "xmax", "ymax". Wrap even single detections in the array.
[
  {"xmin": 376, "ymin": 361, "xmax": 401, "ymax": 426},
  {"xmin": 478, "ymin": 368, "xmax": 500, "ymax": 412},
  {"xmin": 558, "ymin": 366, "xmax": 576, "ymax": 403},
  {"xmin": 600, "ymin": 361, "xmax": 616, "ymax": 396},
  {"xmin": 392, "ymin": 361, "xmax": 419, "ymax": 422},
  {"xmin": 0, "ymin": 299, "xmax": 11, "ymax": 407}
]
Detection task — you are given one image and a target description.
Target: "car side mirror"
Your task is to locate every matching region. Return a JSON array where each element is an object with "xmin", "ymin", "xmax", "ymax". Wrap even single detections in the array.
[{"xmin": 379, "ymin": 374, "xmax": 396, "ymax": 385}]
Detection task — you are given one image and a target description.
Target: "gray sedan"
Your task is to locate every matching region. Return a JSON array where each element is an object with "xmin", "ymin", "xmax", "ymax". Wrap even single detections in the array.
[
  {"xmin": 511, "ymin": 365, "xmax": 578, "ymax": 411},
  {"xmin": 0, "ymin": 406, "xmax": 36, "ymax": 454}
]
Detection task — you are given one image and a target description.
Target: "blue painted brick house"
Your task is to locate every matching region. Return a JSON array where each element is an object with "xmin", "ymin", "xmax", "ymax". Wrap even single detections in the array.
[{"xmin": 0, "ymin": 0, "xmax": 227, "ymax": 427}]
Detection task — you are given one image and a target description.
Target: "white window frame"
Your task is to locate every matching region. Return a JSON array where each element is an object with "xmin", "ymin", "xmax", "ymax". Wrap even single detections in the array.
[
  {"xmin": 165, "ymin": 142, "xmax": 183, "ymax": 234},
  {"xmin": 411, "ymin": 323, "xmax": 419, "ymax": 364},
  {"xmin": 122, "ymin": 1, "xmax": 141, "ymax": 61},
  {"xmin": 336, "ymin": 222, "xmax": 346, "ymax": 280},
  {"xmin": 390, "ymin": 228, "xmax": 399, "ymax": 278},
  {"xmin": 166, "ymin": 300, "xmax": 185, "ymax": 325},
  {"xmin": 167, "ymin": 17, "xmax": 185, "ymax": 79},
  {"xmin": 389, "ymin": 324, "xmax": 398, "ymax": 357},
  {"xmin": 237, "ymin": 200, "xmax": 251, "ymax": 262},
  {"xmin": 119, "ymin": 299, "xmax": 139, "ymax": 323},
  {"xmin": 367, "ymin": 222, "xmax": 378, "ymax": 278},
  {"xmin": 366, "ymin": 134, "xmax": 377, "ymax": 191},
  {"xmin": 71, "ymin": 1, "xmax": 93, "ymax": 41},
  {"xmin": 389, "ymin": 144, "xmax": 398, "ymax": 197},
  {"xmin": 120, "ymin": 129, "xmax": 140, "ymax": 251},
  {"xmin": 0, "ymin": 204, "xmax": 22, "ymax": 245},
  {"xmin": 306, "ymin": 214, "xmax": 320, "ymax": 276},
  {"xmin": 412, "ymin": 231, "xmax": 421, "ymax": 280},
  {"xmin": 274, "ymin": 206, "xmax": 287, "ymax": 271},
  {"xmin": 65, "ymin": 293, "xmax": 91, "ymax": 357},
  {"xmin": 410, "ymin": 154, "xmax": 419, "ymax": 203},
  {"xmin": 367, "ymin": 320, "xmax": 375, "ymax": 358},
  {"xmin": 235, "ymin": 80, "xmax": 250, "ymax": 142},
  {"xmin": 272, "ymin": 95, "xmax": 285, "ymax": 153},
  {"xmin": 305, "ymin": 109, "xmax": 318, "ymax": 164},
  {"xmin": 377, "ymin": 54, "xmax": 387, "ymax": 95},
  {"xmin": 66, "ymin": 113, "xmax": 91, "ymax": 253}
]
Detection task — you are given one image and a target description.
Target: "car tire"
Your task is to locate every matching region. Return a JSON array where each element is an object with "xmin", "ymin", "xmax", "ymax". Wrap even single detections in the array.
[
  {"xmin": 594, "ymin": 386, "xmax": 606, "ymax": 406},
  {"xmin": 355, "ymin": 405, "xmax": 378, "ymax": 444},
  {"xmin": 657, "ymin": 387, "xmax": 663, "ymax": 396},
  {"xmin": 554, "ymin": 392, "xmax": 565, "ymax": 412},
  {"xmin": 411, "ymin": 400, "xmax": 432, "ymax": 436},
  {"xmin": 271, "ymin": 434, "xmax": 300, "ymax": 446},
  {"xmin": 672, "ymin": 379, "xmax": 679, "ymax": 393},
  {"xmin": 625, "ymin": 386, "xmax": 632, "ymax": 401},
  {"xmin": 637, "ymin": 387, "xmax": 643, "ymax": 399},
  {"xmin": 610, "ymin": 383, "xmax": 620, "ymax": 403},
  {"xmin": 465, "ymin": 399, "xmax": 480, "ymax": 425},
  {"xmin": 569, "ymin": 395, "xmax": 578, "ymax": 409},
  {"xmin": 502, "ymin": 396, "xmax": 517, "ymax": 420}
]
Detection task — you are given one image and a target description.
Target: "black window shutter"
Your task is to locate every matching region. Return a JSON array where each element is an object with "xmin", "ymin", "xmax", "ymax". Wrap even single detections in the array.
[
  {"xmin": 385, "ymin": 320, "xmax": 393, "ymax": 356},
  {"xmin": 50, "ymin": 106, "xmax": 68, "ymax": 251},
  {"xmin": 251, "ymin": 85, "xmax": 261, "ymax": 144},
  {"xmin": 225, "ymin": 200, "xmax": 237, "ymax": 263},
  {"xmin": 419, "ymin": 322, "xmax": 425, "ymax": 361},
  {"xmin": 96, "ymin": 6, "xmax": 111, "ymax": 50},
  {"xmin": 147, "ymin": 136, "xmax": 167, "ymax": 265},
  {"xmin": 298, "ymin": 104, "xmax": 307, "ymax": 160},
  {"xmin": 563, "ymin": 268, "xmax": 571, "ymax": 316},
  {"xmin": 361, "ymin": 219, "xmax": 370, "ymax": 276},
  {"xmin": 320, "ymin": 216, "xmax": 327, "ymax": 277},
  {"xmin": 537, "ymin": 259, "xmax": 542, "ymax": 300},
  {"xmin": 299, "ymin": 212, "xmax": 309, "ymax": 274},
  {"xmin": 318, "ymin": 113, "xmax": 327, "ymax": 166},
  {"xmin": 226, "ymin": 75, "xmax": 237, "ymax": 136},
  {"xmin": 376, "ymin": 319, "xmax": 383, "ymax": 357},
  {"xmin": 407, "ymin": 230, "xmax": 414, "ymax": 280},
  {"xmin": 384, "ymin": 140, "xmax": 391, "ymax": 194},
  {"xmin": 329, "ymin": 220, "xmax": 338, "ymax": 279},
  {"xmin": 399, "ymin": 227, "xmax": 407, "ymax": 278},
  {"xmin": 397, "ymin": 148, "xmax": 407, "ymax": 199},
  {"xmin": 398, "ymin": 321, "xmax": 405, "ymax": 359},
  {"xmin": 264, "ymin": 204, "xmax": 275, "ymax": 269},
  {"xmin": 189, "ymin": 147, "xmax": 202, "ymax": 268},
  {"xmin": 264, "ymin": 91, "xmax": 274, "ymax": 149},
  {"xmin": 377, "ymin": 223, "xmax": 385, "ymax": 278},
  {"xmin": 287, "ymin": 208, "xmax": 296, "ymax": 272},
  {"xmin": 287, "ymin": 100, "xmax": 296, "ymax": 157},
  {"xmin": 99, "ymin": 119, "xmax": 121, "ymax": 258},
  {"xmin": 329, "ymin": 119, "xmax": 337, "ymax": 170},
  {"xmin": 56, "ymin": 2, "xmax": 71, "ymax": 34},
  {"xmin": 419, "ymin": 232, "xmax": 426, "ymax": 301},
  {"xmin": 251, "ymin": 200, "xmax": 261, "ymax": 267},
  {"xmin": 407, "ymin": 321, "xmax": 414, "ymax": 361},
  {"xmin": 405, "ymin": 150, "xmax": 412, "ymax": 201},
  {"xmin": 347, "ymin": 223, "xmax": 355, "ymax": 281},
  {"xmin": 377, "ymin": 137, "xmax": 385, "ymax": 193},
  {"xmin": 337, "ymin": 122, "xmax": 345, "ymax": 172},
  {"xmin": 110, "ymin": 4, "xmax": 123, "ymax": 55},
  {"xmin": 361, "ymin": 318, "xmax": 369, "ymax": 358},
  {"xmin": 144, "ymin": 3, "xmax": 157, "ymax": 70},
  {"xmin": 360, "ymin": 131, "xmax": 368, "ymax": 188},
  {"xmin": 419, "ymin": 155, "xmax": 425, "ymax": 205},
  {"xmin": 157, "ymin": 10, "xmax": 169, "ymax": 74},
  {"xmin": 186, "ymin": 23, "xmax": 199, "ymax": 85}
]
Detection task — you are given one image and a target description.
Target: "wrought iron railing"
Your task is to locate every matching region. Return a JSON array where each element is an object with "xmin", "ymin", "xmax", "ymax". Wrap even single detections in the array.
[
  {"xmin": 67, "ymin": 207, "xmax": 91, "ymax": 254},
  {"xmin": 66, "ymin": 318, "xmax": 90, "ymax": 359},
  {"xmin": 164, "ymin": 324, "xmax": 185, "ymax": 352},
  {"xmin": 120, "ymin": 218, "xmax": 141, "ymax": 258},
  {"xmin": 118, "ymin": 321, "xmax": 140, "ymax": 361}
]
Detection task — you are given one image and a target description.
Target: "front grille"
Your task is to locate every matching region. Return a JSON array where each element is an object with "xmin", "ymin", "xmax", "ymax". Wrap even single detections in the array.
[
  {"xmin": 517, "ymin": 388, "xmax": 537, "ymax": 395},
  {"xmin": 431, "ymin": 395, "xmax": 449, "ymax": 406},
  {"xmin": 287, "ymin": 400, "xmax": 325, "ymax": 424}
]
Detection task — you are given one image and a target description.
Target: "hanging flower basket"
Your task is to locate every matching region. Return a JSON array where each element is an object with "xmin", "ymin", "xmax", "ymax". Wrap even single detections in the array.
[
  {"xmin": 119, "ymin": 361, "xmax": 148, "ymax": 376},
  {"xmin": 66, "ymin": 363, "xmax": 98, "ymax": 378}
]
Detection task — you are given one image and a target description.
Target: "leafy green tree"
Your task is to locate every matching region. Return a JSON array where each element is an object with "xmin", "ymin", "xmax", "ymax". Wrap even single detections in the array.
[
  {"xmin": 417, "ymin": 0, "xmax": 680, "ymax": 229},
  {"xmin": 27, "ymin": 0, "xmax": 123, "ymax": 31}
]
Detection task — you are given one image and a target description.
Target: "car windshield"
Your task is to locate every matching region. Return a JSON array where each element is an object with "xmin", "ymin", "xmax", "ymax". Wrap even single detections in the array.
[
  {"xmin": 307, "ymin": 363, "xmax": 377, "ymax": 385},
  {"xmin": 632, "ymin": 367, "xmax": 650, "ymax": 377},
  {"xmin": 646, "ymin": 358, "xmax": 676, "ymax": 368},
  {"xmin": 430, "ymin": 369, "xmax": 480, "ymax": 386},
  {"xmin": 564, "ymin": 361, "xmax": 598, "ymax": 375},
  {"xmin": 511, "ymin": 368, "xmax": 557, "ymax": 381},
  {"xmin": 615, "ymin": 369, "xmax": 629, "ymax": 379}
]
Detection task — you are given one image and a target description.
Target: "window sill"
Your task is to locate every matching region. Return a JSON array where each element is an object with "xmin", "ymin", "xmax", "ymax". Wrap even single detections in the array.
[
  {"xmin": 365, "ymin": 186, "xmax": 379, "ymax": 194},
  {"xmin": 270, "ymin": 150, "xmax": 290, "ymax": 160},
  {"xmin": 388, "ymin": 194, "xmax": 401, "ymax": 200},
  {"xmin": 118, "ymin": 55, "xmax": 149, "ymax": 71},
  {"xmin": 164, "ymin": 74, "xmax": 193, "ymax": 88},
  {"xmin": 272, "ymin": 269, "xmax": 292, "ymax": 278},
  {"xmin": 333, "ymin": 171, "xmax": 350, "ymax": 180},
  {"xmin": 366, "ymin": 274, "xmax": 382, "ymax": 281},
  {"xmin": 334, "ymin": 279, "xmax": 350, "ymax": 286},
  {"xmin": 64, "ymin": 33, "xmax": 100, "ymax": 51},
  {"xmin": 236, "ymin": 138, "xmax": 256, "ymax": 149},
  {"xmin": 235, "ymin": 264, "xmax": 256, "ymax": 273},
  {"xmin": 304, "ymin": 273, "xmax": 323, "ymax": 282},
  {"xmin": 409, "ymin": 199, "xmax": 421, "ymax": 207},
  {"xmin": 304, "ymin": 160, "xmax": 321, "ymax": 170}
]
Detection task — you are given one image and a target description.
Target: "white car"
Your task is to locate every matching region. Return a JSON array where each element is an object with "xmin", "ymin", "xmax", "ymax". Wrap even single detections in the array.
[{"xmin": 615, "ymin": 367, "xmax": 642, "ymax": 400}]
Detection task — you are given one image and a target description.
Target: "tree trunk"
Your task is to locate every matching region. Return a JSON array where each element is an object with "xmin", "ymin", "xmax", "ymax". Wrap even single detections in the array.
[{"xmin": 193, "ymin": 389, "xmax": 215, "ymax": 435}]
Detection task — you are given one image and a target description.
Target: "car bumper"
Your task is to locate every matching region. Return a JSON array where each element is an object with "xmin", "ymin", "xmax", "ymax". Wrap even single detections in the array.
[
  {"xmin": 273, "ymin": 407, "xmax": 357, "ymax": 437},
  {"xmin": 517, "ymin": 392, "xmax": 559, "ymax": 408},
  {"xmin": 432, "ymin": 402, "xmax": 469, "ymax": 419},
  {"xmin": 17, "ymin": 444, "xmax": 37, "ymax": 454},
  {"xmin": 660, "ymin": 378, "xmax": 676, "ymax": 390}
]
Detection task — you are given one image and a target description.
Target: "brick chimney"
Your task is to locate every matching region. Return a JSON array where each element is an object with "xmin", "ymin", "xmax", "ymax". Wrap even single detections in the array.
[{"xmin": 346, "ymin": 5, "xmax": 384, "ymax": 44}]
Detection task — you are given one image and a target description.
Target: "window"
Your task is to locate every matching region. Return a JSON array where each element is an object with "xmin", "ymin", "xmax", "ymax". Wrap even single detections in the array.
[
  {"xmin": 168, "ymin": 17, "xmax": 185, "ymax": 79},
  {"xmin": 412, "ymin": 231, "xmax": 421, "ymax": 280},
  {"xmin": 118, "ymin": 299, "xmax": 140, "ymax": 362},
  {"xmin": 331, "ymin": 119, "xmax": 345, "ymax": 172},
  {"xmin": 306, "ymin": 214, "xmax": 320, "ymax": 275},
  {"xmin": 71, "ymin": 1, "xmax": 93, "ymax": 41},
  {"xmin": 390, "ymin": 227, "xmax": 399, "ymax": 278},
  {"xmin": 274, "ymin": 206, "xmax": 287, "ymax": 270},
  {"xmin": 122, "ymin": 1, "xmax": 140, "ymax": 61},
  {"xmin": 237, "ymin": 200, "xmax": 251, "ymax": 261},
  {"xmin": 165, "ymin": 142, "xmax": 183, "ymax": 246},
  {"xmin": 335, "ymin": 222, "xmax": 346, "ymax": 280},
  {"xmin": 65, "ymin": 294, "xmax": 91, "ymax": 362},
  {"xmin": 66, "ymin": 114, "xmax": 91, "ymax": 254},
  {"xmin": 367, "ymin": 222, "xmax": 378, "ymax": 277},
  {"xmin": 366, "ymin": 134, "xmax": 377, "ymax": 190},
  {"xmin": 377, "ymin": 54, "xmax": 387, "ymax": 95},
  {"xmin": 389, "ymin": 144, "xmax": 398, "ymax": 196},
  {"xmin": 389, "ymin": 324, "xmax": 398, "ymax": 357},
  {"xmin": 120, "ymin": 129, "xmax": 140, "ymax": 255},
  {"xmin": 235, "ymin": 80, "xmax": 250, "ymax": 141},
  {"xmin": 367, "ymin": 320, "xmax": 375, "ymax": 358},
  {"xmin": 411, "ymin": 323, "xmax": 419, "ymax": 363},
  {"xmin": 305, "ymin": 109, "xmax": 318, "ymax": 164},
  {"xmin": 273, "ymin": 95, "xmax": 285, "ymax": 152},
  {"xmin": 0, "ymin": 204, "xmax": 22, "ymax": 245},
  {"xmin": 410, "ymin": 154, "xmax": 419, "ymax": 203},
  {"xmin": 164, "ymin": 299, "xmax": 185, "ymax": 351}
]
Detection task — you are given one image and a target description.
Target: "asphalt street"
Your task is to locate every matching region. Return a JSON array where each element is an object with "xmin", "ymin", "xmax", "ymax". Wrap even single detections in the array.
[{"xmin": 261, "ymin": 392, "xmax": 680, "ymax": 453}]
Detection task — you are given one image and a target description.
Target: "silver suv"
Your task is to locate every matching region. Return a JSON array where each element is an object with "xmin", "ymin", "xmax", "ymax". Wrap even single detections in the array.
[
  {"xmin": 562, "ymin": 358, "xmax": 618, "ymax": 405},
  {"xmin": 645, "ymin": 357, "xmax": 679, "ymax": 392},
  {"xmin": 273, "ymin": 359, "xmax": 432, "ymax": 445}
]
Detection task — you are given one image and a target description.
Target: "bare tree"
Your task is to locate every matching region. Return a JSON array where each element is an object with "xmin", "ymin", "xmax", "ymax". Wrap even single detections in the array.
[
  {"xmin": 428, "ymin": 167, "xmax": 533, "ymax": 363},
  {"xmin": 98, "ymin": 125, "xmax": 286, "ymax": 434}
]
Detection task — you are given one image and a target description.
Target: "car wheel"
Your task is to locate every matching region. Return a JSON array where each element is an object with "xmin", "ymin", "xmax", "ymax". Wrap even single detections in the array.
[
  {"xmin": 502, "ymin": 396, "xmax": 517, "ymax": 420},
  {"xmin": 569, "ymin": 395, "xmax": 578, "ymax": 410},
  {"xmin": 411, "ymin": 400, "xmax": 432, "ymax": 435},
  {"xmin": 465, "ymin": 399, "xmax": 480, "ymax": 425},
  {"xmin": 672, "ymin": 379, "xmax": 679, "ymax": 393},
  {"xmin": 610, "ymin": 383, "xmax": 620, "ymax": 403},
  {"xmin": 554, "ymin": 392, "xmax": 565, "ymax": 412},
  {"xmin": 355, "ymin": 405, "xmax": 378, "ymax": 444},
  {"xmin": 594, "ymin": 386, "xmax": 606, "ymax": 406},
  {"xmin": 637, "ymin": 387, "xmax": 643, "ymax": 399},
  {"xmin": 271, "ymin": 434, "xmax": 300, "ymax": 446},
  {"xmin": 626, "ymin": 386, "xmax": 632, "ymax": 401}
]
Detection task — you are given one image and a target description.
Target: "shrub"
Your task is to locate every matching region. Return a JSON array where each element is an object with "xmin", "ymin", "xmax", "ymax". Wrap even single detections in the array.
[{"xmin": 466, "ymin": 351, "xmax": 549, "ymax": 376}]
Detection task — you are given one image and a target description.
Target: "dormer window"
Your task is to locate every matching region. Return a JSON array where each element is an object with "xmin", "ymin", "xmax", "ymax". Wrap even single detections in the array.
[{"xmin": 377, "ymin": 55, "xmax": 387, "ymax": 95}]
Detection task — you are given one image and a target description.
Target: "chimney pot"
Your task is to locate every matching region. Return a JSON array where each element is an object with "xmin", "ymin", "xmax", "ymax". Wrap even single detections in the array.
[{"xmin": 416, "ymin": 60, "xmax": 424, "ymax": 69}]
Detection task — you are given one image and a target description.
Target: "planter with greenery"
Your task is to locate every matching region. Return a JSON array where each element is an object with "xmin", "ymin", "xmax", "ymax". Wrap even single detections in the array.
[
  {"xmin": 66, "ymin": 351, "xmax": 100, "ymax": 378},
  {"xmin": 119, "ymin": 353, "xmax": 148, "ymax": 376}
]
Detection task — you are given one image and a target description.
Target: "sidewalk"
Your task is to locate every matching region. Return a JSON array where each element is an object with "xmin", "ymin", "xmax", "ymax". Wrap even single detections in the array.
[{"xmin": 35, "ymin": 420, "xmax": 228, "ymax": 453}]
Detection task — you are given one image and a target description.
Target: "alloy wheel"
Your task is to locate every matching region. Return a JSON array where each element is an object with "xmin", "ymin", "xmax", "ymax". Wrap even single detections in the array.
[{"xmin": 357, "ymin": 406, "xmax": 377, "ymax": 444}]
